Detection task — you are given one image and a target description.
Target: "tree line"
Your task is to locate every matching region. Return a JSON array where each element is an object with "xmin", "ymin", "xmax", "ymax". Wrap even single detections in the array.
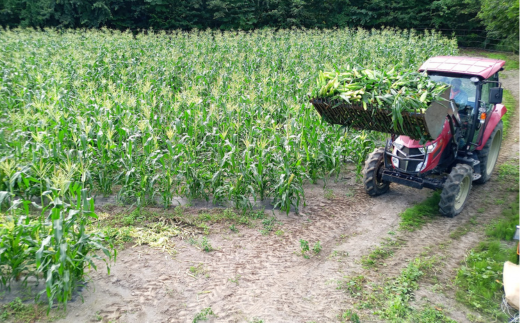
[{"xmin": 0, "ymin": 0, "xmax": 518, "ymax": 51}]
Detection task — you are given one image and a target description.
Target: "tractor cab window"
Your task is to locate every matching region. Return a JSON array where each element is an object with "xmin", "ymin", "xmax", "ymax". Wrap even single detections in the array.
[
  {"xmin": 429, "ymin": 76, "xmax": 477, "ymax": 111},
  {"xmin": 481, "ymin": 73, "xmax": 499, "ymax": 113},
  {"xmin": 429, "ymin": 75, "xmax": 477, "ymax": 149}
]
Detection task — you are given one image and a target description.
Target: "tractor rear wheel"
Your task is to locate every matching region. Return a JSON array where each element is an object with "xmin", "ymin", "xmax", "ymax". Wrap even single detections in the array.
[
  {"xmin": 439, "ymin": 163, "xmax": 473, "ymax": 217},
  {"xmin": 475, "ymin": 120, "xmax": 503, "ymax": 184},
  {"xmin": 363, "ymin": 147, "xmax": 390, "ymax": 196}
]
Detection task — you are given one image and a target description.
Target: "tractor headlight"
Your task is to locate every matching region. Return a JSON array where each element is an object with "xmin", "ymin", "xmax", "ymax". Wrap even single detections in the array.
[
  {"xmin": 393, "ymin": 139, "xmax": 404, "ymax": 150},
  {"xmin": 392, "ymin": 157, "xmax": 399, "ymax": 168},
  {"xmin": 419, "ymin": 143, "xmax": 437, "ymax": 154},
  {"xmin": 416, "ymin": 156, "xmax": 429, "ymax": 172}
]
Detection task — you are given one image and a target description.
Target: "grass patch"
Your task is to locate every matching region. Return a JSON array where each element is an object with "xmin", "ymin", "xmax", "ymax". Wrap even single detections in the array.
[
  {"xmin": 454, "ymin": 195, "xmax": 519, "ymax": 321},
  {"xmin": 0, "ymin": 298, "xmax": 63, "ymax": 323},
  {"xmin": 502, "ymin": 89, "xmax": 516, "ymax": 136},
  {"xmin": 398, "ymin": 192, "xmax": 441, "ymax": 231},
  {"xmin": 407, "ymin": 306, "xmax": 457, "ymax": 323},
  {"xmin": 361, "ymin": 237, "xmax": 406, "ymax": 268},
  {"xmin": 192, "ymin": 307, "xmax": 216, "ymax": 322},
  {"xmin": 338, "ymin": 256, "xmax": 455, "ymax": 322},
  {"xmin": 499, "ymin": 162, "xmax": 520, "ymax": 189},
  {"xmin": 449, "ymin": 218, "xmax": 475, "ymax": 240}
]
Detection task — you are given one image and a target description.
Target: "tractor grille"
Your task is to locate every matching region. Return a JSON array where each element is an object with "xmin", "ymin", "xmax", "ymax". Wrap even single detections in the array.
[{"xmin": 395, "ymin": 147, "xmax": 424, "ymax": 173}]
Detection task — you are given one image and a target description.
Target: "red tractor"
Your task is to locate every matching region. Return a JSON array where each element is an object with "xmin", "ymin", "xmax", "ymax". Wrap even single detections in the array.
[
  {"xmin": 311, "ymin": 56, "xmax": 506, "ymax": 217},
  {"xmin": 363, "ymin": 56, "xmax": 506, "ymax": 217}
]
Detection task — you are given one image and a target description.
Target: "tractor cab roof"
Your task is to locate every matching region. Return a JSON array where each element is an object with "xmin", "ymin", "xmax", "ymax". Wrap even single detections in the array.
[{"xmin": 419, "ymin": 56, "xmax": 505, "ymax": 79}]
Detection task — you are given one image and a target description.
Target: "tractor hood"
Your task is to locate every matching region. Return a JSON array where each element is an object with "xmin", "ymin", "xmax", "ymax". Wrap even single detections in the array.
[{"xmin": 419, "ymin": 56, "xmax": 505, "ymax": 79}]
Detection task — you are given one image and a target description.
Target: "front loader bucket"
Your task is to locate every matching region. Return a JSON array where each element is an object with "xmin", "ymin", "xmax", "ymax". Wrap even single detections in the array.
[{"xmin": 310, "ymin": 88, "xmax": 451, "ymax": 140}]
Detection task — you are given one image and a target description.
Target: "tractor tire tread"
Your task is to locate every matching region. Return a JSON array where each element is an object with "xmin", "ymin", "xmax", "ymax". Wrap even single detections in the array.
[
  {"xmin": 363, "ymin": 148, "xmax": 390, "ymax": 197},
  {"xmin": 439, "ymin": 164, "xmax": 473, "ymax": 217}
]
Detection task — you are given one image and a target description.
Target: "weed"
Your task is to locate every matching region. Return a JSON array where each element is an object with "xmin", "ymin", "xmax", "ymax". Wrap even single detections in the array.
[
  {"xmin": 230, "ymin": 224, "xmax": 239, "ymax": 233},
  {"xmin": 189, "ymin": 264, "xmax": 206, "ymax": 277},
  {"xmin": 494, "ymin": 199, "xmax": 504, "ymax": 205},
  {"xmin": 341, "ymin": 309, "xmax": 360, "ymax": 323},
  {"xmin": 275, "ymin": 229, "xmax": 284, "ymax": 236},
  {"xmin": 201, "ymin": 237, "xmax": 213, "ymax": 252},
  {"xmin": 300, "ymin": 239, "xmax": 310, "ymax": 258},
  {"xmin": 338, "ymin": 275, "xmax": 366, "ymax": 299},
  {"xmin": 260, "ymin": 216, "xmax": 278, "ymax": 235},
  {"xmin": 361, "ymin": 238, "xmax": 405, "ymax": 267},
  {"xmin": 324, "ymin": 189, "xmax": 335, "ymax": 200},
  {"xmin": 477, "ymin": 207, "xmax": 485, "ymax": 213},
  {"xmin": 192, "ymin": 307, "xmax": 215, "ymax": 323},
  {"xmin": 300, "ymin": 239, "xmax": 310, "ymax": 252},
  {"xmin": 188, "ymin": 237, "xmax": 214, "ymax": 252},
  {"xmin": 376, "ymin": 257, "xmax": 439, "ymax": 321},
  {"xmin": 328, "ymin": 250, "xmax": 348, "ymax": 260},
  {"xmin": 228, "ymin": 275, "xmax": 241, "ymax": 285},
  {"xmin": 345, "ymin": 190, "xmax": 355, "ymax": 197},
  {"xmin": 312, "ymin": 241, "xmax": 322, "ymax": 254}
]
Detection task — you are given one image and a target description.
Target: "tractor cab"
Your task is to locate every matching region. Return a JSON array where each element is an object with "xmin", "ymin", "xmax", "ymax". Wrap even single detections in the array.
[{"xmin": 419, "ymin": 56, "xmax": 505, "ymax": 154}]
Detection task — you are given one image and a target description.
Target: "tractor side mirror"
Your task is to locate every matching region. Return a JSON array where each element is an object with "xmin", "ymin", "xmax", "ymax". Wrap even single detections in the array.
[{"xmin": 489, "ymin": 87, "xmax": 503, "ymax": 104}]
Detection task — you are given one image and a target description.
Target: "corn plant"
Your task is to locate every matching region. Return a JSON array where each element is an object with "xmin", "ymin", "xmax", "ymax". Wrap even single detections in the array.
[{"xmin": 0, "ymin": 184, "xmax": 115, "ymax": 311}]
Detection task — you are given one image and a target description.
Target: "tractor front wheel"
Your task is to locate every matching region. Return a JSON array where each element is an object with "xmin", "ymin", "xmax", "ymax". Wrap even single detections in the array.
[
  {"xmin": 363, "ymin": 147, "xmax": 390, "ymax": 196},
  {"xmin": 439, "ymin": 164, "xmax": 473, "ymax": 217}
]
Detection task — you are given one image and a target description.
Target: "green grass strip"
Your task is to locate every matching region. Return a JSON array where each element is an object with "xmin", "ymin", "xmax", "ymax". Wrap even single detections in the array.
[
  {"xmin": 455, "ymin": 186, "xmax": 519, "ymax": 320},
  {"xmin": 398, "ymin": 192, "xmax": 441, "ymax": 231},
  {"xmin": 502, "ymin": 89, "xmax": 516, "ymax": 136}
]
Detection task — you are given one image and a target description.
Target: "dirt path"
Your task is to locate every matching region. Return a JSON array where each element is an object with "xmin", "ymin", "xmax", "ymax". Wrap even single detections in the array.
[{"xmin": 54, "ymin": 70, "xmax": 519, "ymax": 323}]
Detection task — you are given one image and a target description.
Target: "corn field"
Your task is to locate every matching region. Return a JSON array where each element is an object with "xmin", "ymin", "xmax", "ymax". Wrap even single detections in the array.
[
  {"xmin": 0, "ymin": 27, "xmax": 457, "ymax": 212},
  {"xmin": 0, "ymin": 27, "xmax": 456, "ymax": 308}
]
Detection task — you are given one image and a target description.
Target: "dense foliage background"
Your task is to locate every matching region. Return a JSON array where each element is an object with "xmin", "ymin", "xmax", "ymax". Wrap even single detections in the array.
[{"xmin": 0, "ymin": 0, "xmax": 518, "ymax": 51}]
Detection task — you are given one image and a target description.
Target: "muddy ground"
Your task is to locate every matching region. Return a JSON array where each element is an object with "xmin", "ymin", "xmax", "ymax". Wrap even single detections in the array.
[{"xmin": 21, "ymin": 65, "xmax": 520, "ymax": 323}]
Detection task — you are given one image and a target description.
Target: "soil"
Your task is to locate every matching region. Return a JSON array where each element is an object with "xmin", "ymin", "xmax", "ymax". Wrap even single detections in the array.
[{"xmin": 26, "ymin": 67, "xmax": 520, "ymax": 322}]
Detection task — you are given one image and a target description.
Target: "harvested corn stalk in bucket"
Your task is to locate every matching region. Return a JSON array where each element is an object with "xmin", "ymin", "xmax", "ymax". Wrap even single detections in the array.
[{"xmin": 309, "ymin": 67, "xmax": 449, "ymax": 139}]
